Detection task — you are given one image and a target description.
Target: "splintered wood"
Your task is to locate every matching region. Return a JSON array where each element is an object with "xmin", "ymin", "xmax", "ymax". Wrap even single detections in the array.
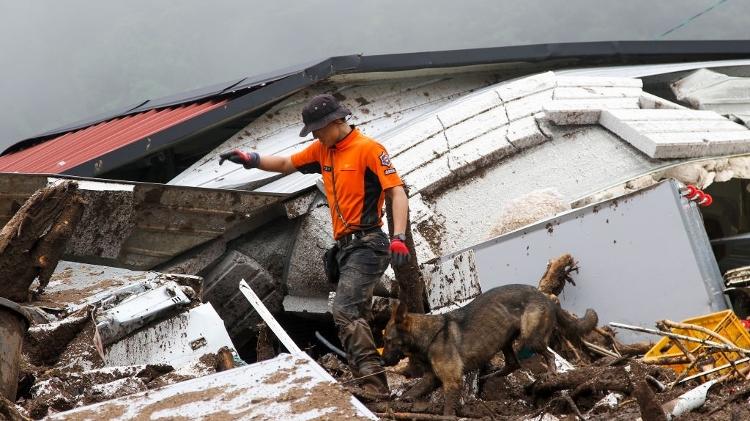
[{"xmin": 0, "ymin": 181, "xmax": 84, "ymax": 302}]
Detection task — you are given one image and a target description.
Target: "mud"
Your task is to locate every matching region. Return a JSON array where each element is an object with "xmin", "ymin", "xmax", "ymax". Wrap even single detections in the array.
[{"xmin": 319, "ymin": 348, "xmax": 750, "ymax": 421}]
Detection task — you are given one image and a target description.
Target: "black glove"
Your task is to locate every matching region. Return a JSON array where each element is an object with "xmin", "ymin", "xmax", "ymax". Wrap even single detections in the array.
[{"xmin": 219, "ymin": 149, "xmax": 260, "ymax": 168}]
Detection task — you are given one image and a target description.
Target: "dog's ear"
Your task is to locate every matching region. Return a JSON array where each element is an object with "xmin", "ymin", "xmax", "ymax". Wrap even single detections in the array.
[{"xmin": 395, "ymin": 301, "xmax": 408, "ymax": 324}]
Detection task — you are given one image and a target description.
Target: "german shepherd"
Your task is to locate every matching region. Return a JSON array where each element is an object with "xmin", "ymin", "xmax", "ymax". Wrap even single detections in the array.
[{"xmin": 382, "ymin": 284, "xmax": 598, "ymax": 416}]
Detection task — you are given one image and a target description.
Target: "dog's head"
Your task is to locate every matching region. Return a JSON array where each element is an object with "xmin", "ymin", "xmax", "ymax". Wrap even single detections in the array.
[{"xmin": 382, "ymin": 300, "xmax": 409, "ymax": 366}]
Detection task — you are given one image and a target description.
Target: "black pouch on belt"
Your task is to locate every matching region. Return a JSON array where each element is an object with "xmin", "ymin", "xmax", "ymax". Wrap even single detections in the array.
[{"xmin": 323, "ymin": 244, "xmax": 340, "ymax": 283}]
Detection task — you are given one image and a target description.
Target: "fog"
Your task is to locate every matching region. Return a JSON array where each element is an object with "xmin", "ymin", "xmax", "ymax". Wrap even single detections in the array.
[{"xmin": 0, "ymin": 0, "xmax": 746, "ymax": 150}]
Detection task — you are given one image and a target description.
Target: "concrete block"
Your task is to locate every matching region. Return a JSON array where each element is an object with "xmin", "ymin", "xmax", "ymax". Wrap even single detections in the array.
[
  {"xmin": 629, "ymin": 119, "xmax": 749, "ymax": 134},
  {"xmin": 507, "ymin": 116, "xmax": 549, "ymax": 149},
  {"xmin": 602, "ymin": 109, "xmax": 726, "ymax": 122},
  {"xmin": 544, "ymin": 108, "xmax": 601, "ymax": 125},
  {"xmin": 553, "ymin": 86, "xmax": 642, "ymax": 100},
  {"xmin": 600, "ymin": 110, "xmax": 710, "ymax": 158},
  {"xmin": 554, "ymin": 76, "xmax": 643, "ymax": 88},
  {"xmin": 708, "ymin": 137, "xmax": 750, "ymax": 156},
  {"xmin": 495, "ymin": 71, "xmax": 556, "ymax": 102},
  {"xmin": 402, "ymin": 156, "xmax": 453, "ymax": 196},
  {"xmin": 436, "ymin": 89, "xmax": 503, "ymax": 128},
  {"xmin": 444, "ymin": 106, "xmax": 509, "ymax": 148},
  {"xmin": 447, "ymin": 126, "xmax": 513, "ymax": 172},
  {"xmin": 639, "ymin": 92, "xmax": 688, "ymax": 110},
  {"xmin": 505, "ymin": 89, "xmax": 554, "ymax": 121},
  {"xmin": 384, "ymin": 116, "xmax": 444, "ymax": 156},
  {"xmin": 392, "ymin": 135, "xmax": 449, "ymax": 175}
]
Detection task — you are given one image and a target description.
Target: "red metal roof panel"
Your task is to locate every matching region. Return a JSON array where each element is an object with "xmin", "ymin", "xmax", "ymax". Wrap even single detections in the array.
[{"xmin": 0, "ymin": 99, "xmax": 227, "ymax": 174}]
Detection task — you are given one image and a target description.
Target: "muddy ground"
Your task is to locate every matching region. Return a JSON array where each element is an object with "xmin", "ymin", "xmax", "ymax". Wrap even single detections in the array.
[
  {"xmin": 318, "ymin": 350, "xmax": 750, "ymax": 420},
  {"xmin": 13, "ymin": 320, "xmax": 228, "ymax": 420}
]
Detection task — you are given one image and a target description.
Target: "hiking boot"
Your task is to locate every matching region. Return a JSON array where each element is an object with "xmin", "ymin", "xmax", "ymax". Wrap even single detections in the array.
[{"xmin": 359, "ymin": 363, "xmax": 389, "ymax": 395}]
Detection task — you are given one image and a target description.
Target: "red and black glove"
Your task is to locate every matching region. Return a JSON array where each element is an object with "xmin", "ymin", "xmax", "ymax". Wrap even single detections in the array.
[
  {"xmin": 218, "ymin": 149, "xmax": 260, "ymax": 168},
  {"xmin": 389, "ymin": 234, "xmax": 410, "ymax": 267}
]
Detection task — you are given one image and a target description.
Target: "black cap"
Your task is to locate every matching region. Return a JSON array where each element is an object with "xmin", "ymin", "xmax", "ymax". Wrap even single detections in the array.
[{"xmin": 299, "ymin": 94, "xmax": 351, "ymax": 137}]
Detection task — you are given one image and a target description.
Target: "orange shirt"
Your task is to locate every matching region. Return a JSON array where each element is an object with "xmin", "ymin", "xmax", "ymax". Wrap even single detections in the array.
[{"xmin": 290, "ymin": 128, "xmax": 403, "ymax": 240}]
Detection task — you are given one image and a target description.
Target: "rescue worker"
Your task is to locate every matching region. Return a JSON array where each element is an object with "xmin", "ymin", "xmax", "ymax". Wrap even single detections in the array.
[{"xmin": 219, "ymin": 94, "xmax": 410, "ymax": 395}]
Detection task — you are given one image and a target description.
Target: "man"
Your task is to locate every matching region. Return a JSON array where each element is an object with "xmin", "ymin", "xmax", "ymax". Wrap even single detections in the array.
[{"xmin": 219, "ymin": 94, "xmax": 410, "ymax": 395}]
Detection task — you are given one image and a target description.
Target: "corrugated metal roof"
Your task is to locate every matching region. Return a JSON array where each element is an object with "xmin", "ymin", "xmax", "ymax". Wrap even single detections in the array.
[{"xmin": 0, "ymin": 99, "xmax": 227, "ymax": 174}]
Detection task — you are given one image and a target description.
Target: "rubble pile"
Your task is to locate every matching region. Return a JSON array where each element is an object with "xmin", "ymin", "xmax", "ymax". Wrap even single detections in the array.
[
  {"xmin": 308, "ymin": 254, "xmax": 750, "ymax": 420},
  {"xmin": 12, "ymin": 264, "xmax": 235, "ymax": 420}
]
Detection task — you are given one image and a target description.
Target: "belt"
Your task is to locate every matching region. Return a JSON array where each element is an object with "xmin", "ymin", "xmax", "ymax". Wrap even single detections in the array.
[{"xmin": 336, "ymin": 227, "xmax": 383, "ymax": 247}]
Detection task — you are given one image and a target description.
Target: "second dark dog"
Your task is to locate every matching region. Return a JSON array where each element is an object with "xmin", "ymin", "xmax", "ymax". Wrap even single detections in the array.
[{"xmin": 382, "ymin": 284, "xmax": 598, "ymax": 416}]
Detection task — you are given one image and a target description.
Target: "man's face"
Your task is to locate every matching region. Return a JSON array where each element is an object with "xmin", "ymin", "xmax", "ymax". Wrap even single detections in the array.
[{"xmin": 312, "ymin": 121, "xmax": 341, "ymax": 148}]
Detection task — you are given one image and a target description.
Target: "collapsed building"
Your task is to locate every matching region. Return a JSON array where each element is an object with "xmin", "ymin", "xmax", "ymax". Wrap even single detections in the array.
[{"xmin": 3, "ymin": 41, "xmax": 750, "ymax": 419}]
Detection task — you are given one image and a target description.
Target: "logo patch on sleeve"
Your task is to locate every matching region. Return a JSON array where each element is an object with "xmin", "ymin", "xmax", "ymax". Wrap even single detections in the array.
[
  {"xmin": 384, "ymin": 168, "xmax": 397, "ymax": 175},
  {"xmin": 378, "ymin": 151, "xmax": 391, "ymax": 167}
]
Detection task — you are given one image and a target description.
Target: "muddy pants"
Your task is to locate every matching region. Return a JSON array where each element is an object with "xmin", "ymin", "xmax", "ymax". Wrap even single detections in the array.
[{"xmin": 331, "ymin": 230, "xmax": 390, "ymax": 391}]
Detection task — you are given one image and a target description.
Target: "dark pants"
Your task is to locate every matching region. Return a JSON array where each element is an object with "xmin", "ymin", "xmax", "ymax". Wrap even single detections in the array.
[{"xmin": 331, "ymin": 230, "xmax": 390, "ymax": 378}]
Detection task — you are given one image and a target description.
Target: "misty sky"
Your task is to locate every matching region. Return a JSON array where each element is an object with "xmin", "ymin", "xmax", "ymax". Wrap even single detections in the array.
[{"xmin": 0, "ymin": 0, "xmax": 748, "ymax": 150}]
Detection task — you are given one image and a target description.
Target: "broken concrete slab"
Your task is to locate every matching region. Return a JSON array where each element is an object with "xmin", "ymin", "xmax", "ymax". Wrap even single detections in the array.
[
  {"xmin": 671, "ymin": 68, "xmax": 750, "ymax": 114},
  {"xmin": 639, "ymin": 92, "xmax": 688, "ymax": 110},
  {"xmin": 47, "ymin": 354, "xmax": 376, "ymax": 420},
  {"xmin": 507, "ymin": 116, "xmax": 549, "ymax": 149},
  {"xmin": 444, "ymin": 105, "xmax": 509, "ymax": 149},
  {"xmin": 600, "ymin": 109, "xmax": 750, "ymax": 158},
  {"xmin": 543, "ymin": 99, "xmax": 640, "ymax": 125},
  {"xmin": 436, "ymin": 88, "xmax": 504, "ymax": 128},
  {"xmin": 554, "ymin": 76, "xmax": 643, "ymax": 88},
  {"xmin": 505, "ymin": 89, "xmax": 555, "ymax": 121},
  {"xmin": 378, "ymin": 116, "xmax": 444, "ymax": 158},
  {"xmin": 553, "ymin": 86, "xmax": 642, "ymax": 100},
  {"xmin": 401, "ymin": 155, "xmax": 452, "ymax": 196},
  {"xmin": 391, "ymin": 135, "xmax": 448, "ymax": 175},
  {"xmin": 447, "ymin": 125, "xmax": 514, "ymax": 174},
  {"xmin": 495, "ymin": 71, "xmax": 556, "ymax": 102}
]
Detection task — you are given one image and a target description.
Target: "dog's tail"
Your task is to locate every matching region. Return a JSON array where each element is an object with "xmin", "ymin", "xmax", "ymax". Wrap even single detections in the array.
[{"xmin": 555, "ymin": 306, "xmax": 598, "ymax": 338}]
